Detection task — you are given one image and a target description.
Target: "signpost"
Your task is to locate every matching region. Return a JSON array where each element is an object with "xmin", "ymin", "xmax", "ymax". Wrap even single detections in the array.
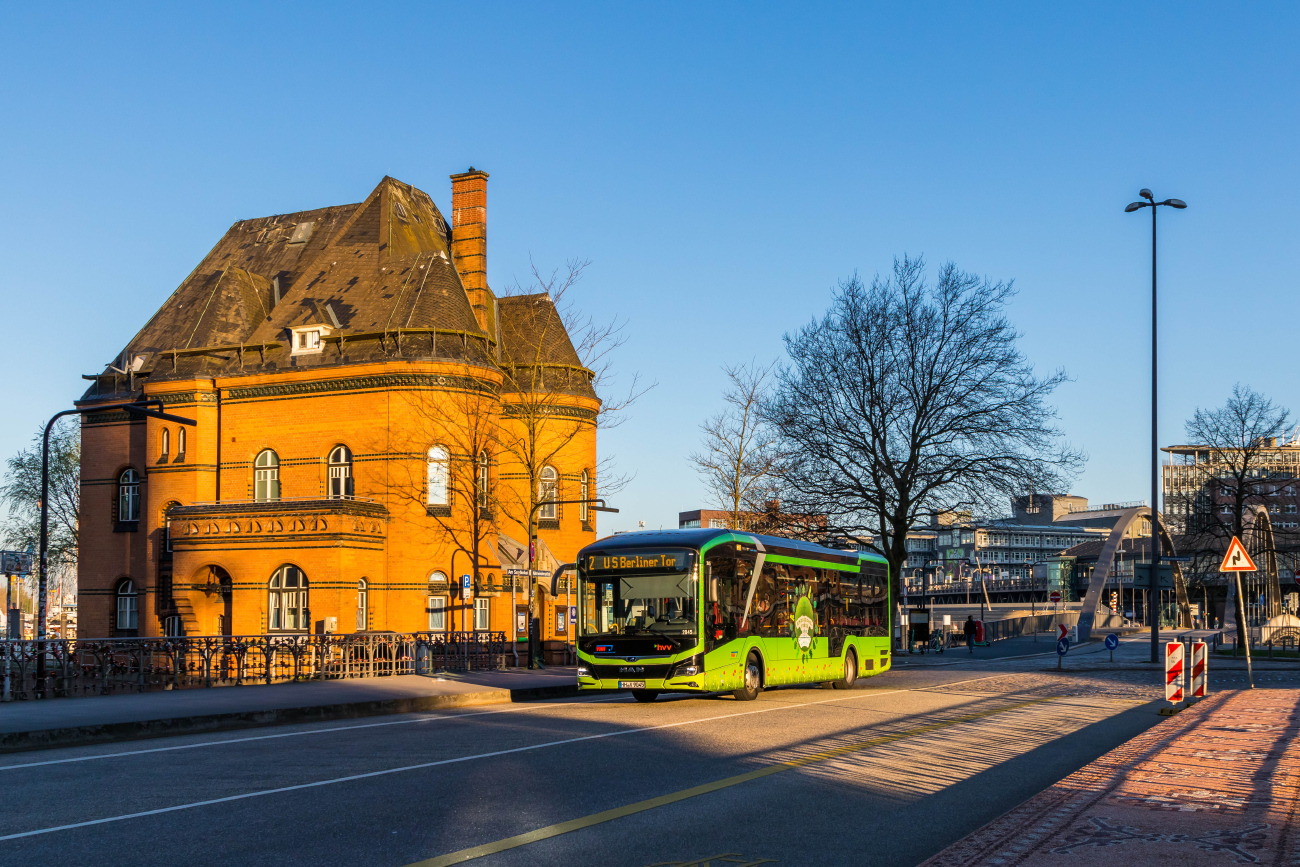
[
  {"xmin": 1049, "ymin": 590, "xmax": 1061, "ymax": 604},
  {"xmin": 1219, "ymin": 535, "xmax": 1257, "ymax": 689},
  {"xmin": 1105, "ymin": 632, "xmax": 1119, "ymax": 662},
  {"xmin": 1056, "ymin": 635, "xmax": 1069, "ymax": 669},
  {"xmin": 1163, "ymin": 641, "xmax": 1185, "ymax": 712}
]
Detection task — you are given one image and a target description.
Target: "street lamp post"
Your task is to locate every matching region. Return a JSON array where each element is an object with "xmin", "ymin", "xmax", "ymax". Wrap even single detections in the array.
[
  {"xmin": 1027, "ymin": 557, "xmax": 1037, "ymax": 641},
  {"xmin": 526, "ymin": 498, "xmax": 618, "ymax": 669},
  {"xmin": 1126, "ymin": 189, "xmax": 1188, "ymax": 662},
  {"xmin": 33, "ymin": 399, "xmax": 196, "ymax": 693}
]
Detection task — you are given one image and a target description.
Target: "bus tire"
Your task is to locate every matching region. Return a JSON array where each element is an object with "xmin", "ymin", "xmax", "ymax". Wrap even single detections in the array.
[
  {"xmin": 831, "ymin": 649, "xmax": 858, "ymax": 690},
  {"xmin": 632, "ymin": 690, "xmax": 659, "ymax": 703},
  {"xmin": 733, "ymin": 652, "xmax": 762, "ymax": 701}
]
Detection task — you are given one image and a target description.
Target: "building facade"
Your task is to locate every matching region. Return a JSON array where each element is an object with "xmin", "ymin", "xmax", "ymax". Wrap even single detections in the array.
[{"xmin": 78, "ymin": 171, "xmax": 598, "ymax": 640}]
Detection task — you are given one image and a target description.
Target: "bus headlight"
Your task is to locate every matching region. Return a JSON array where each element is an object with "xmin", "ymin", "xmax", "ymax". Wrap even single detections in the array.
[
  {"xmin": 577, "ymin": 665, "xmax": 592, "ymax": 678},
  {"xmin": 669, "ymin": 656, "xmax": 702, "ymax": 678}
]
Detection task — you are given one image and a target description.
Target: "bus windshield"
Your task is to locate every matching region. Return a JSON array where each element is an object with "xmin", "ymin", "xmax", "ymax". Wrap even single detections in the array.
[{"xmin": 578, "ymin": 550, "xmax": 698, "ymax": 638}]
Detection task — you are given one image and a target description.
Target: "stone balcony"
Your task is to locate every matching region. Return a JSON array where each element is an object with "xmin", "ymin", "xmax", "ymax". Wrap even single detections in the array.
[{"xmin": 168, "ymin": 498, "xmax": 388, "ymax": 551}]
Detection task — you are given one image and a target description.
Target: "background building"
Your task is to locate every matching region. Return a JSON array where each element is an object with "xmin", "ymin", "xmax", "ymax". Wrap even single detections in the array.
[{"xmin": 77, "ymin": 171, "xmax": 598, "ymax": 641}]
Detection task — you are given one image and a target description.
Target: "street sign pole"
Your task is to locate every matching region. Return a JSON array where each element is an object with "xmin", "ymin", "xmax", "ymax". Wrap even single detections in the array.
[{"xmin": 1219, "ymin": 535, "xmax": 1256, "ymax": 690}]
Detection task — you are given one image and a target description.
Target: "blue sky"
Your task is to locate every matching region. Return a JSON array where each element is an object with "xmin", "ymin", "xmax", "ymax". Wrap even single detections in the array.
[{"xmin": 1, "ymin": 3, "xmax": 1297, "ymax": 533}]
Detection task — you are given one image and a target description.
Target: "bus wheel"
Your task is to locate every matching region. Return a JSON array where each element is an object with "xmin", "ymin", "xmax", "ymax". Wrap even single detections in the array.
[
  {"xmin": 632, "ymin": 690, "xmax": 659, "ymax": 703},
  {"xmin": 733, "ymin": 653, "xmax": 762, "ymax": 701},
  {"xmin": 831, "ymin": 650, "xmax": 858, "ymax": 690}
]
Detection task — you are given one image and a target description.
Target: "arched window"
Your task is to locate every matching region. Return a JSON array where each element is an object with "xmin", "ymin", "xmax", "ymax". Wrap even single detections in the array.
[
  {"xmin": 159, "ymin": 429, "xmax": 170, "ymax": 460},
  {"xmin": 580, "ymin": 469, "xmax": 590, "ymax": 522},
  {"xmin": 427, "ymin": 571, "xmax": 449, "ymax": 631},
  {"xmin": 162, "ymin": 501, "xmax": 180, "ymax": 555},
  {"xmin": 255, "ymin": 450, "xmax": 280, "ymax": 502},
  {"xmin": 477, "ymin": 450, "xmax": 490, "ymax": 508},
  {"xmin": 356, "ymin": 578, "xmax": 368, "ymax": 631},
  {"xmin": 118, "ymin": 469, "xmax": 141, "ymax": 522},
  {"xmin": 427, "ymin": 446, "xmax": 448, "ymax": 506},
  {"xmin": 176, "ymin": 426, "xmax": 186, "ymax": 457},
  {"xmin": 268, "ymin": 565, "xmax": 308, "ymax": 631},
  {"xmin": 116, "ymin": 579, "xmax": 138, "ymax": 631},
  {"xmin": 539, "ymin": 466, "xmax": 558, "ymax": 519},
  {"xmin": 328, "ymin": 445, "xmax": 353, "ymax": 499}
]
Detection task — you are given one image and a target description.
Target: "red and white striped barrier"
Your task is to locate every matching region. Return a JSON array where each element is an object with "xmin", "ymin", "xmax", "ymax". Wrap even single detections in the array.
[
  {"xmin": 1165, "ymin": 641, "xmax": 1184, "ymax": 704},
  {"xmin": 1190, "ymin": 640, "xmax": 1207, "ymax": 698}
]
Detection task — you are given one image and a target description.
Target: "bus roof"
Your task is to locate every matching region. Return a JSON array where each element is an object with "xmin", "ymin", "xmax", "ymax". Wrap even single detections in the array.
[{"xmin": 581, "ymin": 528, "xmax": 886, "ymax": 566}]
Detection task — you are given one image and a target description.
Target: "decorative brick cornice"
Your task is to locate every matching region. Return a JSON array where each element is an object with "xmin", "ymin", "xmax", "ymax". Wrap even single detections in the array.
[
  {"xmin": 224, "ymin": 373, "xmax": 498, "ymax": 403},
  {"xmin": 501, "ymin": 404, "xmax": 596, "ymax": 421}
]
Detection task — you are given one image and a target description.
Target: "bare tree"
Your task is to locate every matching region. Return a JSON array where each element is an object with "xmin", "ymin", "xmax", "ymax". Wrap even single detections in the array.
[
  {"xmin": 765, "ymin": 256, "xmax": 1084, "ymax": 609},
  {"xmin": 388, "ymin": 381, "xmax": 502, "ymax": 631},
  {"xmin": 688, "ymin": 360, "xmax": 782, "ymax": 530},
  {"xmin": 1170, "ymin": 384, "xmax": 1293, "ymax": 644},
  {"xmin": 495, "ymin": 259, "xmax": 653, "ymax": 628},
  {"xmin": 1, "ymin": 419, "xmax": 79, "ymax": 610}
]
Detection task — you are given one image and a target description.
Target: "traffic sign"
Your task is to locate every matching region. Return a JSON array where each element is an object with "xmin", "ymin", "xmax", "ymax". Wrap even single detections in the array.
[
  {"xmin": 1049, "ymin": 590, "xmax": 1062, "ymax": 604},
  {"xmin": 461, "ymin": 574, "xmax": 473, "ymax": 600},
  {"xmin": 0, "ymin": 551, "xmax": 32, "ymax": 575},
  {"xmin": 1104, "ymin": 633, "xmax": 1119, "ymax": 651},
  {"xmin": 1056, "ymin": 637, "xmax": 1070, "ymax": 656},
  {"xmin": 1219, "ymin": 536, "xmax": 1257, "ymax": 572}
]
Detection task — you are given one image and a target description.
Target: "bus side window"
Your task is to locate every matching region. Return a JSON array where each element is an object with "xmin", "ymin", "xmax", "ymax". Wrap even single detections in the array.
[{"xmin": 862, "ymin": 564, "xmax": 889, "ymax": 636}]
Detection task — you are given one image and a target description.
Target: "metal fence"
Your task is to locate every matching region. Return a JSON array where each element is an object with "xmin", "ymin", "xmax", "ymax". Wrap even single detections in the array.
[{"xmin": 0, "ymin": 631, "xmax": 511, "ymax": 701}]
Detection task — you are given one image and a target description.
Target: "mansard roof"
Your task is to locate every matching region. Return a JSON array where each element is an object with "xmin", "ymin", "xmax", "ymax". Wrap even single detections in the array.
[{"xmin": 87, "ymin": 177, "xmax": 498, "ymax": 390}]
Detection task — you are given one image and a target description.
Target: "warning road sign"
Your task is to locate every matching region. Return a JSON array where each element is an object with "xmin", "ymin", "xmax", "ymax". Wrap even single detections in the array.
[{"xmin": 1219, "ymin": 536, "xmax": 1257, "ymax": 572}]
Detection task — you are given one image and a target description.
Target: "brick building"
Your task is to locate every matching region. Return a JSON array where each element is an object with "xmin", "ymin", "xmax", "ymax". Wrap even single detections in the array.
[{"xmin": 77, "ymin": 170, "xmax": 599, "ymax": 641}]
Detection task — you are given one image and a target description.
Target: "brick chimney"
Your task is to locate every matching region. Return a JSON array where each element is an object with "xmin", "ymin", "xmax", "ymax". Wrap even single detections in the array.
[{"xmin": 450, "ymin": 168, "xmax": 491, "ymax": 332}]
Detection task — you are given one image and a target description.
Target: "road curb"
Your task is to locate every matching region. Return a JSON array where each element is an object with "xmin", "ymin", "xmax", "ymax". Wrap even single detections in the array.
[{"xmin": 0, "ymin": 688, "xmax": 512, "ymax": 755}]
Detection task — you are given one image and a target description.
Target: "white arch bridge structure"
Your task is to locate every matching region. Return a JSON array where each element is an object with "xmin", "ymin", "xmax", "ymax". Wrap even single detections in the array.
[{"xmin": 1077, "ymin": 505, "xmax": 1288, "ymax": 643}]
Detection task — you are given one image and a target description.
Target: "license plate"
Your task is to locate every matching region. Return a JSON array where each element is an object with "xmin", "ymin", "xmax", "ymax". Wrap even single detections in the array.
[{"xmin": 618, "ymin": 681, "xmax": 646, "ymax": 690}]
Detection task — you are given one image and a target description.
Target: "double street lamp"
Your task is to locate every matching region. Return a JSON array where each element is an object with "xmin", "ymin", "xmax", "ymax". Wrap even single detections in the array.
[
  {"xmin": 1125, "ymin": 189, "xmax": 1187, "ymax": 662},
  {"xmin": 526, "ymin": 497, "xmax": 618, "ymax": 669},
  {"xmin": 33, "ymin": 398, "xmax": 196, "ymax": 691}
]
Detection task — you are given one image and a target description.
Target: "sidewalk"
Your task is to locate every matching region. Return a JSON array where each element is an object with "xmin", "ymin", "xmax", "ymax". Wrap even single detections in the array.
[
  {"xmin": 894, "ymin": 628, "xmax": 1300, "ymax": 670},
  {"xmin": 921, "ymin": 688, "xmax": 1300, "ymax": 866},
  {"xmin": 0, "ymin": 667, "xmax": 580, "ymax": 753}
]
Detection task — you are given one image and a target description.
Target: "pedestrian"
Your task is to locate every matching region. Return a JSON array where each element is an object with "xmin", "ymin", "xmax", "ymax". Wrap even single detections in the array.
[{"xmin": 964, "ymin": 615, "xmax": 977, "ymax": 653}]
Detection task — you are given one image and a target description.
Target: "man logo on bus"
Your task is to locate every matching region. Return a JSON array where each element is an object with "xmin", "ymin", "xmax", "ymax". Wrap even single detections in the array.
[{"xmin": 793, "ymin": 596, "xmax": 816, "ymax": 651}]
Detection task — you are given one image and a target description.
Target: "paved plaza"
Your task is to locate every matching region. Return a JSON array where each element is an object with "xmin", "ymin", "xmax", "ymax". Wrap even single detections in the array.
[{"xmin": 924, "ymin": 688, "xmax": 1300, "ymax": 866}]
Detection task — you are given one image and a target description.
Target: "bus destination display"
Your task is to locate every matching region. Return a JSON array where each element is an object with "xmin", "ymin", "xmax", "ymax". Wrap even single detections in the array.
[{"xmin": 585, "ymin": 550, "xmax": 690, "ymax": 574}]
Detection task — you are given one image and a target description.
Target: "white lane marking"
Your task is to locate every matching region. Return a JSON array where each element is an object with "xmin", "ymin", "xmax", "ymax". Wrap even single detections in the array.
[
  {"xmin": 0, "ymin": 674, "xmax": 1009, "ymax": 841},
  {"xmin": 0, "ymin": 695, "xmax": 630, "ymax": 772}
]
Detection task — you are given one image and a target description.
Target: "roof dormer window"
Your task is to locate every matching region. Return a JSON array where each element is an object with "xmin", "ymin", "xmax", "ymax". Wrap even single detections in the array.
[{"xmin": 289, "ymin": 324, "xmax": 331, "ymax": 356}]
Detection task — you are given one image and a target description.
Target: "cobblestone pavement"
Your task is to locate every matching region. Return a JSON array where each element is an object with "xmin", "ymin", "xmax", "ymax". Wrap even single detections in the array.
[
  {"xmin": 930, "ymin": 666, "xmax": 1300, "ymax": 700},
  {"xmin": 921, "ymin": 688, "xmax": 1300, "ymax": 866}
]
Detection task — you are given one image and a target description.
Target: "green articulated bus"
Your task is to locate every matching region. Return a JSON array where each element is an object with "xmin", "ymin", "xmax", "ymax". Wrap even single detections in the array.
[{"xmin": 572, "ymin": 529, "xmax": 891, "ymax": 702}]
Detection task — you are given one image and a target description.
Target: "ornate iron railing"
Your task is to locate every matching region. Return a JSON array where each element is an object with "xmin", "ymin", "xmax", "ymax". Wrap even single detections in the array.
[{"xmin": 0, "ymin": 631, "xmax": 510, "ymax": 701}]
